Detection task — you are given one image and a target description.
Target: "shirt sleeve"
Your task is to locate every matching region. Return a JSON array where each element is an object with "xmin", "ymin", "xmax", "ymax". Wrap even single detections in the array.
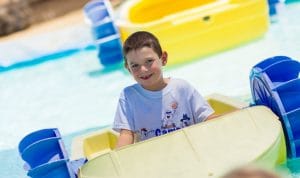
[
  {"xmin": 191, "ymin": 89, "xmax": 215, "ymax": 123},
  {"xmin": 112, "ymin": 95, "xmax": 135, "ymax": 133}
]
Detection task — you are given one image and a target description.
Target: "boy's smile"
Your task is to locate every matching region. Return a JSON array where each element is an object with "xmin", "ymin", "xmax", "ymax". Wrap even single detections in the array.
[
  {"xmin": 126, "ymin": 47, "xmax": 168, "ymax": 91},
  {"xmin": 140, "ymin": 74, "xmax": 152, "ymax": 80}
]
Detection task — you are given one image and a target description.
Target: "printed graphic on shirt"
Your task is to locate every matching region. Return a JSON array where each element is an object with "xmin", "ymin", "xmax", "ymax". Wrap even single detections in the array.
[
  {"xmin": 162, "ymin": 101, "xmax": 178, "ymax": 129},
  {"xmin": 137, "ymin": 100, "xmax": 193, "ymax": 141},
  {"xmin": 161, "ymin": 111, "xmax": 176, "ymax": 128},
  {"xmin": 180, "ymin": 114, "xmax": 191, "ymax": 128}
]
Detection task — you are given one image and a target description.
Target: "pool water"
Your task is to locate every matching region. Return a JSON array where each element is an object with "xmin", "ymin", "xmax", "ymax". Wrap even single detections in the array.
[{"xmin": 1, "ymin": 2, "xmax": 300, "ymax": 178}]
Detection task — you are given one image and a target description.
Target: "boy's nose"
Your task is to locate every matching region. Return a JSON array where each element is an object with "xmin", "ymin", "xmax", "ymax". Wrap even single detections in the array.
[{"xmin": 140, "ymin": 65, "xmax": 149, "ymax": 71}]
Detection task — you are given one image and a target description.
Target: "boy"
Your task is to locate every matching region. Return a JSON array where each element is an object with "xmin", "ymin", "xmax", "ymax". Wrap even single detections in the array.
[{"xmin": 113, "ymin": 31, "xmax": 216, "ymax": 148}]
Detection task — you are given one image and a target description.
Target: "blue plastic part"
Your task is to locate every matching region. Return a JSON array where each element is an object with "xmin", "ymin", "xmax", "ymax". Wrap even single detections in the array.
[
  {"xmin": 83, "ymin": 0, "xmax": 123, "ymax": 66},
  {"xmin": 70, "ymin": 158, "xmax": 88, "ymax": 176},
  {"xmin": 86, "ymin": 6, "xmax": 109, "ymax": 24},
  {"xmin": 250, "ymin": 56, "xmax": 300, "ymax": 158},
  {"xmin": 92, "ymin": 20, "xmax": 118, "ymax": 40},
  {"xmin": 269, "ymin": 4, "xmax": 277, "ymax": 15},
  {"xmin": 268, "ymin": 0, "xmax": 279, "ymax": 4},
  {"xmin": 17, "ymin": 128, "xmax": 79, "ymax": 178},
  {"xmin": 252, "ymin": 56, "xmax": 291, "ymax": 71},
  {"xmin": 97, "ymin": 35, "xmax": 123, "ymax": 65},
  {"xmin": 84, "ymin": 0, "xmax": 105, "ymax": 13},
  {"xmin": 21, "ymin": 137, "xmax": 68, "ymax": 170},
  {"xmin": 86, "ymin": 5, "xmax": 109, "ymax": 25},
  {"xmin": 18, "ymin": 128, "xmax": 61, "ymax": 155},
  {"xmin": 268, "ymin": 0, "xmax": 279, "ymax": 15},
  {"xmin": 27, "ymin": 159, "xmax": 76, "ymax": 178}
]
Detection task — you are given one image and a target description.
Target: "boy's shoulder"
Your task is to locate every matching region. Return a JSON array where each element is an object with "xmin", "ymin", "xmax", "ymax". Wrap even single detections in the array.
[
  {"xmin": 167, "ymin": 78, "xmax": 197, "ymax": 96},
  {"xmin": 171, "ymin": 78, "xmax": 193, "ymax": 88},
  {"xmin": 118, "ymin": 84, "xmax": 137, "ymax": 101},
  {"xmin": 171, "ymin": 78, "xmax": 188, "ymax": 83},
  {"xmin": 122, "ymin": 83, "xmax": 139, "ymax": 94}
]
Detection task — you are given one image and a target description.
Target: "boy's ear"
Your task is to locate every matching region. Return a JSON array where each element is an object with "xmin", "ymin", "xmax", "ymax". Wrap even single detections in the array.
[
  {"xmin": 161, "ymin": 51, "xmax": 168, "ymax": 66},
  {"xmin": 124, "ymin": 62, "xmax": 131, "ymax": 73}
]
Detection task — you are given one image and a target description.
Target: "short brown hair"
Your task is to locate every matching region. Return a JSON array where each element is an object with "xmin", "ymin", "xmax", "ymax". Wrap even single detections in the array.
[{"xmin": 123, "ymin": 31, "xmax": 163, "ymax": 65}]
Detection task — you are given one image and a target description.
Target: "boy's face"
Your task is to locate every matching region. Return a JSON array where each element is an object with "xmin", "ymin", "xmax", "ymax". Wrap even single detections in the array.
[{"xmin": 126, "ymin": 47, "xmax": 167, "ymax": 91}]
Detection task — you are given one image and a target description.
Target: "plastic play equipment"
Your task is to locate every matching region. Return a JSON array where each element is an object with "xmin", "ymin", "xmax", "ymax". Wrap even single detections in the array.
[
  {"xmin": 116, "ymin": 0, "xmax": 269, "ymax": 66},
  {"xmin": 268, "ymin": 0, "xmax": 279, "ymax": 15},
  {"xmin": 77, "ymin": 106, "xmax": 286, "ymax": 178},
  {"xmin": 71, "ymin": 94, "xmax": 248, "ymax": 161},
  {"xmin": 71, "ymin": 129, "xmax": 118, "ymax": 161},
  {"xmin": 83, "ymin": 0, "xmax": 123, "ymax": 66},
  {"xmin": 18, "ymin": 128, "xmax": 85, "ymax": 178},
  {"xmin": 82, "ymin": 0, "xmax": 269, "ymax": 67},
  {"xmin": 18, "ymin": 94, "xmax": 287, "ymax": 177},
  {"xmin": 250, "ymin": 56, "xmax": 300, "ymax": 158},
  {"xmin": 71, "ymin": 94, "xmax": 286, "ymax": 178}
]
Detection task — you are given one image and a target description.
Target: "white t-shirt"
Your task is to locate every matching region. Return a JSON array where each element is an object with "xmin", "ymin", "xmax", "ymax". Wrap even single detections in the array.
[{"xmin": 113, "ymin": 78, "xmax": 214, "ymax": 141}]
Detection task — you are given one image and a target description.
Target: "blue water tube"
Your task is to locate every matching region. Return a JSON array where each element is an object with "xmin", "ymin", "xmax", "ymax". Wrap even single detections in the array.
[
  {"xmin": 250, "ymin": 56, "xmax": 300, "ymax": 158},
  {"xmin": 83, "ymin": 0, "xmax": 123, "ymax": 66}
]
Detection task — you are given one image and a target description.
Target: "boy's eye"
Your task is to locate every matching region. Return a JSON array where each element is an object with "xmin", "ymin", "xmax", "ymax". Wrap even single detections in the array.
[
  {"xmin": 131, "ymin": 64, "xmax": 139, "ymax": 68},
  {"xmin": 146, "ymin": 59, "xmax": 154, "ymax": 64}
]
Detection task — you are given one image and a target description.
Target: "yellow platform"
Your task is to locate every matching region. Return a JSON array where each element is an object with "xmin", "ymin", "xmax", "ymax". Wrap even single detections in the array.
[
  {"xmin": 71, "ymin": 94, "xmax": 286, "ymax": 178},
  {"xmin": 116, "ymin": 0, "xmax": 269, "ymax": 66}
]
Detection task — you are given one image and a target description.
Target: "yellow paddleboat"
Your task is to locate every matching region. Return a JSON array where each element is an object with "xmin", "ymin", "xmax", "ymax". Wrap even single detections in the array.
[
  {"xmin": 116, "ymin": 0, "xmax": 269, "ymax": 66},
  {"xmin": 71, "ymin": 94, "xmax": 286, "ymax": 178}
]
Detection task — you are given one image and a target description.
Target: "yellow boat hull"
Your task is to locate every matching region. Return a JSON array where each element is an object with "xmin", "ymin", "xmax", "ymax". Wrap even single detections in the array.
[
  {"xmin": 71, "ymin": 94, "xmax": 247, "ymax": 160},
  {"xmin": 117, "ymin": 0, "xmax": 269, "ymax": 66},
  {"xmin": 71, "ymin": 94, "xmax": 286, "ymax": 178}
]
